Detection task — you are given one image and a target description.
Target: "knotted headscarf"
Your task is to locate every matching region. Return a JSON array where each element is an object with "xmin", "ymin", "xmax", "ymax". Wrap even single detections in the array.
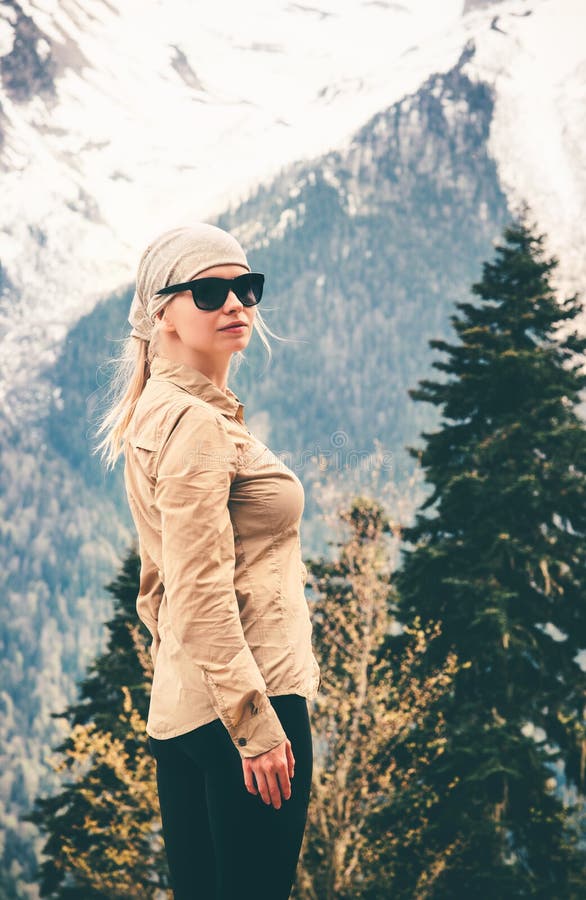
[{"xmin": 128, "ymin": 223, "xmax": 251, "ymax": 341}]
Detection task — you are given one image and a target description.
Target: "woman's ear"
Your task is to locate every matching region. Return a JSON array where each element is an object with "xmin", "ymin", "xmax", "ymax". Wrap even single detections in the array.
[{"xmin": 157, "ymin": 305, "xmax": 176, "ymax": 333}]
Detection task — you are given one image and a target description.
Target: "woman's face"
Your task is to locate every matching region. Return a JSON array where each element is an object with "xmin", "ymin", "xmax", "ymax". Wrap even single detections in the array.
[{"xmin": 158, "ymin": 263, "xmax": 257, "ymax": 359}]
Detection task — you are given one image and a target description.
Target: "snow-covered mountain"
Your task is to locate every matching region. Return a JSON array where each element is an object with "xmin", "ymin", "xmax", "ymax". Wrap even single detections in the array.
[{"xmin": 0, "ymin": 0, "xmax": 584, "ymax": 421}]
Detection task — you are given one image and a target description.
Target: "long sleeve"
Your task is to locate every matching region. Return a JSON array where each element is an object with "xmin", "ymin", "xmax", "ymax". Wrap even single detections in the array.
[
  {"xmin": 135, "ymin": 538, "xmax": 164, "ymax": 666},
  {"xmin": 153, "ymin": 406, "xmax": 287, "ymax": 758}
]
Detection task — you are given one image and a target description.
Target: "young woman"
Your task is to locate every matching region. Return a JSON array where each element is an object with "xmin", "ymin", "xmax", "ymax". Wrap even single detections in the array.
[{"xmin": 96, "ymin": 223, "xmax": 321, "ymax": 899}]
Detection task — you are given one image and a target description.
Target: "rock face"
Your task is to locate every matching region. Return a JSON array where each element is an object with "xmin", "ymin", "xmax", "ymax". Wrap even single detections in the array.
[
  {"xmin": 0, "ymin": 1, "xmax": 56, "ymax": 103},
  {"xmin": 463, "ymin": 0, "xmax": 507, "ymax": 13}
]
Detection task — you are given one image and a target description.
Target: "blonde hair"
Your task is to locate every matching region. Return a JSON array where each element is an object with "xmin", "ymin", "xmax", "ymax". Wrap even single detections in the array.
[{"xmin": 93, "ymin": 307, "xmax": 287, "ymax": 471}]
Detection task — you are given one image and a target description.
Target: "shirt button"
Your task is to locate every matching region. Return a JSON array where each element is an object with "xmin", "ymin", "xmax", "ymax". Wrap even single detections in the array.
[{"xmin": 237, "ymin": 737, "xmax": 247, "ymax": 747}]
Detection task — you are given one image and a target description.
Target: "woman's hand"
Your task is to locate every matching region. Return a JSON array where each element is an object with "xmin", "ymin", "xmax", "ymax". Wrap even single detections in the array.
[{"xmin": 241, "ymin": 738, "xmax": 295, "ymax": 810}]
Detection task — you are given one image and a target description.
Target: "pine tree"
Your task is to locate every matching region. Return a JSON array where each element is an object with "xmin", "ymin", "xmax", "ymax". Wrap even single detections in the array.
[
  {"xmin": 293, "ymin": 497, "xmax": 461, "ymax": 899},
  {"xmin": 28, "ymin": 547, "xmax": 169, "ymax": 898},
  {"xmin": 64, "ymin": 548, "xmax": 152, "ymax": 733},
  {"xmin": 393, "ymin": 218, "xmax": 586, "ymax": 897}
]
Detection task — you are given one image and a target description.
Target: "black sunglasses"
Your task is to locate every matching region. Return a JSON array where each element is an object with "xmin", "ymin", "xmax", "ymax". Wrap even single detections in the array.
[{"xmin": 156, "ymin": 272, "xmax": 265, "ymax": 311}]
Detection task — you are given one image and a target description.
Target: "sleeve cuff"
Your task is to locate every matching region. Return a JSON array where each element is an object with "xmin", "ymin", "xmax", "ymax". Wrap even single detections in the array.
[{"xmin": 229, "ymin": 698, "xmax": 287, "ymax": 758}]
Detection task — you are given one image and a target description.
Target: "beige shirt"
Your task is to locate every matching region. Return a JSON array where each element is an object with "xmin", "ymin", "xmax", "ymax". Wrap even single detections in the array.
[{"xmin": 123, "ymin": 353, "xmax": 321, "ymax": 757}]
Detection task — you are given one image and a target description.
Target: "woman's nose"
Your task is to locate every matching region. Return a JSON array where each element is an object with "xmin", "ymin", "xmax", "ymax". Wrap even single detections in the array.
[{"xmin": 224, "ymin": 290, "xmax": 244, "ymax": 310}]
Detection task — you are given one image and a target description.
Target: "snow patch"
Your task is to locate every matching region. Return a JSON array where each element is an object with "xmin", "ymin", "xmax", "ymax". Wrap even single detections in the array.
[
  {"xmin": 463, "ymin": 0, "xmax": 586, "ymax": 306},
  {"xmin": 0, "ymin": 20, "xmax": 15, "ymax": 57}
]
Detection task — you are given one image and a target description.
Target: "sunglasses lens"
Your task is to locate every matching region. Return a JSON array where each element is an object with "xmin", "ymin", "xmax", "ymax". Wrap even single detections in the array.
[
  {"xmin": 191, "ymin": 282, "xmax": 227, "ymax": 311},
  {"xmin": 236, "ymin": 273, "xmax": 264, "ymax": 306},
  {"xmin": 189, "ymin": 274, "xmax": 264, "ymax": 310}
]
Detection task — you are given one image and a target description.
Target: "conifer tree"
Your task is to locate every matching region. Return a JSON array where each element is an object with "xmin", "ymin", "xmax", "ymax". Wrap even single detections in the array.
[
  {"xmin": 392, "ymin": 219, "xmax": 586, "ymax": 897},
  {"xmin": 64, "ymin": 548, "xmax": 152, "ymax": 733},
  {"xmin": 28, "ymin": 547, "xmax": 169, "ymax": 898},
  {"xmin": 294, "ymin": 497, "xmax": 460, "ymax": 899}
]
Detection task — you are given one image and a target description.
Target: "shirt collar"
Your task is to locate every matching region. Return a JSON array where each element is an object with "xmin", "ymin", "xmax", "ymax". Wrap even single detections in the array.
[{"xmin": 149, "ymin": 353, "xmax": 245, "ymax": 422}]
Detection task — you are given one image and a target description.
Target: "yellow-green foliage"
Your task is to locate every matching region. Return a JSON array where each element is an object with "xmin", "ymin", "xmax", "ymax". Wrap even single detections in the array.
[
  {"xmin": 33, "ymin": 612, "xmax": 171, "ymax": 899},
  {"xmin": 52, "ymin": 687, "xmax": 166, "ymax": 897},
  {"xmin": 294, "ymin": 497, "xmax": 462, "ymax": 900}
]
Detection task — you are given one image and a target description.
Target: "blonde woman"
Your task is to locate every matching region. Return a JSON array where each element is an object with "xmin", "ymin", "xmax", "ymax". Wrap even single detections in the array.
[{"xmin": 96, "ymin": 223, "xmax": 321, "ymax": 899}]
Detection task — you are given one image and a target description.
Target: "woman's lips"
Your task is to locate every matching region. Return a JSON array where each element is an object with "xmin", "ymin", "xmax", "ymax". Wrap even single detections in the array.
[{"xmin": 220, "ymin": 323, "xmax": 247, "ymax": 331}]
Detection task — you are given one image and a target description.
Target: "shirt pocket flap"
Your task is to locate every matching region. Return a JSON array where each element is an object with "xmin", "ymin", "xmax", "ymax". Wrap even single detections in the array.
[
  {"xmin": 129, "ymin": 423, "xmax": 160, "ymax": 453},
  {"xmin": 128, "ymin": 427, "xmax": 159, "ymax": 482}
]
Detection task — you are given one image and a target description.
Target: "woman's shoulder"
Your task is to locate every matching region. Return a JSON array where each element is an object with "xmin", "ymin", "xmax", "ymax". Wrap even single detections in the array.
[{"xmin": 129, "ymin": 381, "xmax": 226, "ymax": 453}]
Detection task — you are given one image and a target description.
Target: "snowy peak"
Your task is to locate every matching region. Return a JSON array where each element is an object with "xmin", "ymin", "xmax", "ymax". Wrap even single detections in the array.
[{"xmin": 0, "ymin": 0, "xmax": 585, "ymax": 420}]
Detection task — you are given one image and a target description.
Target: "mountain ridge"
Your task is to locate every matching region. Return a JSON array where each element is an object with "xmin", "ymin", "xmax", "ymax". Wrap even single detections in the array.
[{"xmin": 3, "ymin": 0, "xmax": 585, "ymax": 426}]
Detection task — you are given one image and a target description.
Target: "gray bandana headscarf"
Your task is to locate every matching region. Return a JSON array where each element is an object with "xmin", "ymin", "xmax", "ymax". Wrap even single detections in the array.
[{"xmin": 128, "ymin": 223, "xmax": 251, "ymax": 341}]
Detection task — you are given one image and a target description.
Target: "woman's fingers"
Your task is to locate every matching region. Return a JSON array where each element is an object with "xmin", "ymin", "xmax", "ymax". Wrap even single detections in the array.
[
  {"xmin": 276, "ymin": 767, "xmax": 291, "ymax": 803},
  {"xmin": 241, "ymin": 761, "xmax": 258, "ymax": 796},
  {"xmin": 267, "ymin": 770, "xmax": 284, "ymax": 809},
  {"xmin": 286, "ymin": 738, "xmax": 295, "ymax": 780},
  {"xmin": 259, "ymin": 760, "xmax": 290, "ymax": 809},
  {"xmin": 241, "ymin": 739, "xmax": 293, "ymax": 809}
]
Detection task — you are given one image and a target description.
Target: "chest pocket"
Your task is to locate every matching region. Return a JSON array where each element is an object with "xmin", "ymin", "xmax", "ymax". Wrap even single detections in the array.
[{"xmin": 128, "ymin": 423, "xmax": 160, "ymax": 484}]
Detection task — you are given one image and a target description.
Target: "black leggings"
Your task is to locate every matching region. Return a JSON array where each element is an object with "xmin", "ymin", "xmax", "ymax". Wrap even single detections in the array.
[{"xmin": 148, "ymin": 694, "xmax": 313, "ymax": 900}]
